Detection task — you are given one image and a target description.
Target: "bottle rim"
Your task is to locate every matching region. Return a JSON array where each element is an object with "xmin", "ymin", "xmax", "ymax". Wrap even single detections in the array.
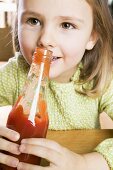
[{"xmin": 33, "ymin": 47, "xmax": 52, "ymax": 64}]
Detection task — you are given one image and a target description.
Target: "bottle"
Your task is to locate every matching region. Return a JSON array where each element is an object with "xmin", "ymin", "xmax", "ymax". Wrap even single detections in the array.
[{"xmin": 1, "ymin": 47, "xmax": 52, "ymax": 170}]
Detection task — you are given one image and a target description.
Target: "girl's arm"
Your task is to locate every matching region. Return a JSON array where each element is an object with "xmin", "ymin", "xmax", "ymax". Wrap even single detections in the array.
[
  {"xmin": 100, "ymin": 112, "xmax": 113, "ymax": 129},
  {"xmin": 83, "ymin": 152, "xmax": 109, "ymax": 170}
]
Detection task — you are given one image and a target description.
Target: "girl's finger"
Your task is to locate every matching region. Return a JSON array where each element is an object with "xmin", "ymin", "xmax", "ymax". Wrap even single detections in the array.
[
  {"xmin": 0, "ymin": 126, "xmax": 20, "ymax": 141},
  {"xmin": 17, "ymin": 162, "xmax": 49, "ymax": 170},
  {"xmin": 0, "ymin": 138, "xmax": 20, "ymax": 155},
  {"xmin": 21, "ymin": 138, "xmax": 63, "ymax": 153},
  {"xmin": 19, "ymin": 144, "xmax": 62, "ymax": 164},
  {"xmin": 0, "ymin": 152, "xmax": 19, "ymax": 167}
]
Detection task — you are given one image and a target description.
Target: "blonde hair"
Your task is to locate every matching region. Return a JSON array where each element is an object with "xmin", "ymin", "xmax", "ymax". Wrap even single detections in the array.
[
  {"xmin": 78, "ymin": 0, "xmax": 113, "ymax": 97},
  {"xmin": 13, "ymin": 0, "xmax": 113, "ymax": 97}
]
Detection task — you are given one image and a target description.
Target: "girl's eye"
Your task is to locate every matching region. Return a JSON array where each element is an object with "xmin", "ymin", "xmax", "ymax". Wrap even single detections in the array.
[
  {"xmin": 27, "ymin": 18, "xmax": 41, "ymax": 26},
  {"xmin": 61, "ymin": 22, "xmax": 75, "ymax": 29}
]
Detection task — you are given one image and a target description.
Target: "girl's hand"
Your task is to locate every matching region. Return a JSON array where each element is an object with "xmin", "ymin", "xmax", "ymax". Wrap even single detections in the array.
[
  {"xmin": 18, "ymin": 138, "xmax": 86, "ymax": 170},
  {"xmin": 0, "ymin": 126, "xmax": 20, "ymax": 168}
]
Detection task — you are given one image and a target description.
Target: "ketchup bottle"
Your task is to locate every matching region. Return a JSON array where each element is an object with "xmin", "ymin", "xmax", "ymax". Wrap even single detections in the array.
[{"xmin": 1, "ymin": 47, "xmax": 52, "ymax": 170}]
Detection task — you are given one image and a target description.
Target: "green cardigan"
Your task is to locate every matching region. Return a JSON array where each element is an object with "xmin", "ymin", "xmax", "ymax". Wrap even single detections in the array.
[{"xmin": 0, "ymin": 53, "xmax": 113, "ymax": 169}]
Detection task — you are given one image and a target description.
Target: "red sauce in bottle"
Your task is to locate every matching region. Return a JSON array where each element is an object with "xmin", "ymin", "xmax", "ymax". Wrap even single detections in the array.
[{"xmin": 0, "ymin": 98, "xmax": 48, "ymax": 170}]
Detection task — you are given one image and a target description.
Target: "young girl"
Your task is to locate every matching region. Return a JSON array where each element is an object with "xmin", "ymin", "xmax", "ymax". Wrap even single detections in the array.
[{"xmin": 0, "ymin": 0, "xmax": 113, "ymax": 169}]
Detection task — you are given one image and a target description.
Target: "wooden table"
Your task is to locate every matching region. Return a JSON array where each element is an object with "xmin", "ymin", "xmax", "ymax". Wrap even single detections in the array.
[
  {"xmin": 47, "ymin": 130, "xmax": 113, "ymax": 154},
  {"xmin": 41, "ymin": 130, "xmax": 113, "ymax": 166}
]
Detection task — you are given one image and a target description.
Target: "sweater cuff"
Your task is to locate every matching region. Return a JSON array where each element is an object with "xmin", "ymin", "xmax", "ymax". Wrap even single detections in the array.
[{"xmin": 94, "ymin": 139, "xmax": 113, "ymax": 170}]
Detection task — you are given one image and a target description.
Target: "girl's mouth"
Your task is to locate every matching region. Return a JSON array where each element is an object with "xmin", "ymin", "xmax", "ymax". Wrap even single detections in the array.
[{"xmin": 51, "ymin": 56, "xmax": 61, "ymax": 61}]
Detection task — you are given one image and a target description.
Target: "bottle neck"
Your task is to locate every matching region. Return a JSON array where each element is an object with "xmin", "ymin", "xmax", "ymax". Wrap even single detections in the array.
[
  {"xmin": 18, "ymin": 57, "xmax": 50, "ymax": 118},
  {"xmin": 29, "ymin": 57, "xmax": 50, "ymax": 80}
]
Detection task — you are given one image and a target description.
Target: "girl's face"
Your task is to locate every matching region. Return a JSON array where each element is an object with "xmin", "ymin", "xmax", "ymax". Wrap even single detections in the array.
[{"xmin": 18, "ymin": 0, "xmax": 96, "ymax": 83}]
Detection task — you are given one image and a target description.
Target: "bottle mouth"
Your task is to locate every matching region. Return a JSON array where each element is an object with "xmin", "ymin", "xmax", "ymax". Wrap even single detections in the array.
[{"xmin": 33, "ymin": 47, "xmax": 52, "ymax": 64}]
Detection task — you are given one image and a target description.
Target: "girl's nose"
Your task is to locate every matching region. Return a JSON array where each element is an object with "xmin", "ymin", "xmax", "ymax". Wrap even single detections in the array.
[{"xmin": 37, "ymin": 27, "xmax": 56, "ymax": 49}]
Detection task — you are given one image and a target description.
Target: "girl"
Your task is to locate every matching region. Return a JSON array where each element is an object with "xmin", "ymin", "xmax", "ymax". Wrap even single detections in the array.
[{"xmin": 0, "ymin": 0, "xmax": 113, "ymax": 169}]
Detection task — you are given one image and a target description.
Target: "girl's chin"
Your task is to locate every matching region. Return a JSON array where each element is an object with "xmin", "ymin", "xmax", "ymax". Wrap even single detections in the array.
[{"xmin": 49, "ymin": 73, "xmax": 61, "ymax": 82}]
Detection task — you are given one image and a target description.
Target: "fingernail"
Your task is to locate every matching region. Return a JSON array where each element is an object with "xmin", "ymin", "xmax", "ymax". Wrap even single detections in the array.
[
  {"xmin": 13, "ymin": 133, "xmax": 20, "ymax": 141},
  {"xmin": 11, "ymin": 159, "xmax": 19, "ymax": 167},
  {"xmin": 19, "ymin": 145, "xmax": 25, "ymax": 152},
  {"xmin": 21, "ymin": 139, "xmax": 26, "ymax": 143},
  {"xmin": 17, "ymin": 162, "xmax": 23, "ymax": 170}
]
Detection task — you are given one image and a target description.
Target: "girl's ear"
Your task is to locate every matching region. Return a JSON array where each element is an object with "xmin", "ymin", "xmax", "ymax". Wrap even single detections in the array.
[{"xmin": 86, "ymin": 31, "xmax": 98, "ymax": 50}]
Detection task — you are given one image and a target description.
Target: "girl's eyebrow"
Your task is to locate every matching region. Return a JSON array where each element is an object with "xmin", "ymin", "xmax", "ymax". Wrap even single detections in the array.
[
  {"xmin": 21, "ymin": 11, "xmax": 42, "ymax": 18},
  {"xmin": 57, "ymin": 16, "xmax": 84, "ymax": 24}
]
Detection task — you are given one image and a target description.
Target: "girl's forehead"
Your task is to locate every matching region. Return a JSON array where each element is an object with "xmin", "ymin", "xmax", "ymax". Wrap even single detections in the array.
[
  {"xmin": 19, "ymin": 0, "xmax": 91, "ymax": 9},
  {"xmin": 18, "ymin": 0, "xmax": 92, "ymax": 19}
]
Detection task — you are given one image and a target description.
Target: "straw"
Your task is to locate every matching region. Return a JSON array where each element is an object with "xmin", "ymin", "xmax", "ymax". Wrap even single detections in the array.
[{"xmin": 28, "ymin": 62, "xmax": 44, "ymax": 126}]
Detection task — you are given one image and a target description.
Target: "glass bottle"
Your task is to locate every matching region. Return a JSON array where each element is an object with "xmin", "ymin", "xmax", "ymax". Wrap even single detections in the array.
[{"xmin": 1, "ymin": 47, "xmax": 52, "ymax": 170}]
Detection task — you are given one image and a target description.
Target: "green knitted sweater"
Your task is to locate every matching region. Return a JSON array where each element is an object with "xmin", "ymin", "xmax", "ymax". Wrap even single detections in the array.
[{"xmin": 0, "ymin": 54, "xmax": 113, "ymax": 169}]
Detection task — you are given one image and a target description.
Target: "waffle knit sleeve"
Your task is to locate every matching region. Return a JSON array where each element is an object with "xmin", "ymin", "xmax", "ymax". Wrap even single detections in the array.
[
  {"xmin": 0, "ymin": 54, "xmax": 29, "ymax": 106},
  {"xmin": 94, "ymin": 79, "xmax": 113, "ymax": 170}
]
